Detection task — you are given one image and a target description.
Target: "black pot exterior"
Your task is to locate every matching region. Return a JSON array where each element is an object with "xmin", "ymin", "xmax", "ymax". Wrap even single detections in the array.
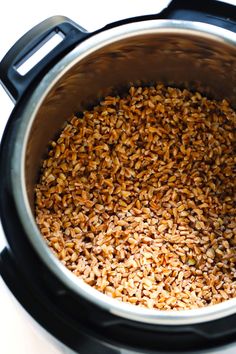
[{"xmin": 0, "ymin": 1, "xmax": 236, "ymax": 353}]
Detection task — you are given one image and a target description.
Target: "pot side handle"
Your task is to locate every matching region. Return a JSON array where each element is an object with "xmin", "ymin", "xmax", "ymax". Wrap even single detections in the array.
[
  {"xmin": 156, "ymin": 0, "xmax": 236, "ymax": 32},
  {"xmin": 0, "ymin": 16, "xmax": 89, "ymax": 103},
  {"xmin": 100, "ymin": 0, "xmax": 236, "ymax": 34}
]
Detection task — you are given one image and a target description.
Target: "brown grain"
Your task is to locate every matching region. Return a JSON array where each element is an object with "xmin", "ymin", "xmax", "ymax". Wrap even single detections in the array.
[{"xmin": 35, "ymin": 84, "xmax": 236, "ymax": 310}]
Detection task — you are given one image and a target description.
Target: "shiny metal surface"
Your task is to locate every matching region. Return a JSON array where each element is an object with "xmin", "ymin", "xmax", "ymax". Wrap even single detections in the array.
[{"xmin": 11, "ymin": 20, "xmax": 236, "ymax": 325}]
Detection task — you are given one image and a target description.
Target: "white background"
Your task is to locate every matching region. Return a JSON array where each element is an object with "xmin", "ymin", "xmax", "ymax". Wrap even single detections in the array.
[{"xmin": 0, "ymin": 1, "xmax": 235, "ymax": 354}]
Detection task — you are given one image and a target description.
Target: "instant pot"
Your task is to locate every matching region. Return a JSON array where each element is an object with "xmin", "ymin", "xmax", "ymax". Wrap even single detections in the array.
[{"xmin": 0, "ymin": 0, "xmax": 236, "ymax": 353}]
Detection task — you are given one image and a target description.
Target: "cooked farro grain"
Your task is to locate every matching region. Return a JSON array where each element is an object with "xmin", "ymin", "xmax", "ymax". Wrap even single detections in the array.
[{"xmin": 35, "ymin": 84, "xmax": 236, "ymax": 310}]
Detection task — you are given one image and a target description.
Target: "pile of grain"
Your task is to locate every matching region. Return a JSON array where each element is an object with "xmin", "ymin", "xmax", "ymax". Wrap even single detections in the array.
[{"xmin": 35, "ymin": 84, "xmax": 236, "ymax": 310}]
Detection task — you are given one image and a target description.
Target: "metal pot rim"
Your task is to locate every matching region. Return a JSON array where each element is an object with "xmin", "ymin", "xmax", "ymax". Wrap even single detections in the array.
[{"xmin": 11, "ymin": 19, "xmax": 236, "ymax": 325}]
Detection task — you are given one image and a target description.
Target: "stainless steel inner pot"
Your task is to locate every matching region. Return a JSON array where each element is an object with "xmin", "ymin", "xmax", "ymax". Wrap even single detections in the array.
[{"xmin": 12, "ymin": 19, "xmax": 236, "ymax": 325}]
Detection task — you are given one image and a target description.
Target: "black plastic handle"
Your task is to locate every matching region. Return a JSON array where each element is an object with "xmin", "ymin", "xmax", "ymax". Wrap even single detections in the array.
[
  {"xmin": 100, "ymin": 0, "xmax": 236, "ymax": 35},
  {"xmin": 1, "ymin": 1, "xmax": 236, "ymax": 103},
  {"xmin": 0, "ymin": 16, "xmax": 89, "ymax": 102},
  {"xmin": 158, "ymin": 0, "xmax": 236, "ymax": 32}
]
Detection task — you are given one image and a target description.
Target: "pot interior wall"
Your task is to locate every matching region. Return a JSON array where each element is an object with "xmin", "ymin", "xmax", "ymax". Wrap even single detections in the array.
[{"xmin": 25, "ymin": 30, "xmax": 236, "ymax": 210}]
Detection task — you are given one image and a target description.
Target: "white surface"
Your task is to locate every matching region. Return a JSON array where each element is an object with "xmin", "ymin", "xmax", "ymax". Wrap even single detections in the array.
[
  {"xmin": 0, "ymin": 1, "xmax": 236, "ymax": 354},
  {"xmin": 0, "ymin": 277, "xmax": 63, "ymax": 354}
]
